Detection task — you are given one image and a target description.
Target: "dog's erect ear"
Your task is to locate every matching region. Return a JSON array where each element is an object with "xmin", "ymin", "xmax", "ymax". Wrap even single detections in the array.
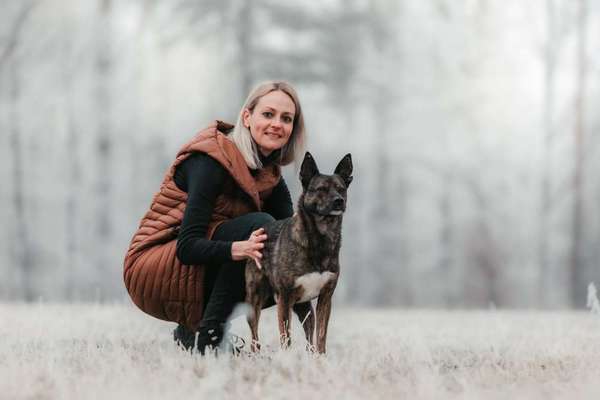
[
  {"xmin": 334, "ymin": 153, "xmax": 353, "ymax": 187},
  {"xmin": 300, "ymin": 151, "xmax": 319, "ymax": 189}
]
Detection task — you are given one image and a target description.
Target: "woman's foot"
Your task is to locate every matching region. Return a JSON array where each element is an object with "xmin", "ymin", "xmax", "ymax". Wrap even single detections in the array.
[
  {"xmin": 173, "ymin": 324, "xmax": 196, "ymax": 350},
  {"xmin": 174, "ymin": 322, "xmax": 245, "ymax": 355},
  {"xmin": 195, "ymin": 323, "xmax": 224, "ymax": 355}
]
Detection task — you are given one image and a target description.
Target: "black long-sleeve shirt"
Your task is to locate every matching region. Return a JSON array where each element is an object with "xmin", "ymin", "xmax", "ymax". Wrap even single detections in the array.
[{"xmin": 173, "ymin": 152, "xmax": 293, "ymax": 266}]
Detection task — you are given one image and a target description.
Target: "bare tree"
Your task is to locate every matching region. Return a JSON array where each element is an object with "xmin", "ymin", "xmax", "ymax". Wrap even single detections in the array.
[
  {"xmin": 172, "ymin": 0, "xmax": 253, "ymax": 108},
  {"xmin": 361, "ymin": 0, "xmax": 412, "ymax": 305},
  {"xmin": 570, "ymin": 0, "xmax": 588, "ymax": 308},
  {"xmin": 464, "ymin": 185, "xmax": 504, "ymax": 308},
  {"xmin": 537, "ymin": 0, "xmax": 557, "ymax": 308},
  {"xmin": 233, "ymin": 0, "xmax": 253, "ymax": 98},
  {"xmin": 60, "ymin": 19, "xmax": 82, "ymax": 301},
  {"xmin": 93, "ymin": 0, "xmax": 114, "ymax": 298},
  {"xmin": 1, "ymin": 1, "xmax": 39, "ymax": 301}
]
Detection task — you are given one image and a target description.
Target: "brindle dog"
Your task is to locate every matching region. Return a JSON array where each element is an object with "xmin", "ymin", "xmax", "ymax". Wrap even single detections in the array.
[{"xmin": 245, "ymin": 152, "xmax": 353, "ymax": 354}]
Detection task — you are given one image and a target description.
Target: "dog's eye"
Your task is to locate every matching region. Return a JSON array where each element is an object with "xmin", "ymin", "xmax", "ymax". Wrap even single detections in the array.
[{"xmin": 315, "ymin": 187, "xmax": 328, "ymax": 193}]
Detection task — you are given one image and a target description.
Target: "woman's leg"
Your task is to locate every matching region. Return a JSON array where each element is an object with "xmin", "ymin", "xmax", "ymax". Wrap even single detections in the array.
[{"xmin": 196, "ymin": 212, "xmax": 275, "ymax": 352}]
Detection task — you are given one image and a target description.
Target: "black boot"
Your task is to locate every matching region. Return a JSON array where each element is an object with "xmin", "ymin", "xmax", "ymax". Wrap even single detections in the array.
[
  {"xmin": 197, "ymin": 323, "xmax": 247, "ymax": 356},
  {"xmin": 196, "ymin": 322, "xmax": 224, "ymax": 355},
  {"xmin": 173, "ymin": 324, "xmax": 197, "ymax": 351},
  {"xmin": 174, "ymin": 323, "xmax": 245, "ymax": 355}
]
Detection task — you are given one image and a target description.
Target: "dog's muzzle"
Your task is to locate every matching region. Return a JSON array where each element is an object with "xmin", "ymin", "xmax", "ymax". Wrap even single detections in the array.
[{"xmin": 329, "ymin": 198, "xmax": 345, "ymax": 215}]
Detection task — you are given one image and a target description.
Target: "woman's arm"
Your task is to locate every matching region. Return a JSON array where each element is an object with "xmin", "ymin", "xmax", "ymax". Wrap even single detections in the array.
[
  {"xmin": 175, "ymin": 153, "xmax": 233, "ymax": 265},
  {"xmin": 263, "ymin": 177, "xmax": 294, "ymax": 220}
]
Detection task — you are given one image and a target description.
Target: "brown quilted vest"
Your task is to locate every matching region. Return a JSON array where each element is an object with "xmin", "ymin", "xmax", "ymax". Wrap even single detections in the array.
[{"xmin": 123, "ymin": 120, "xmax": 281, "ymax": 330}]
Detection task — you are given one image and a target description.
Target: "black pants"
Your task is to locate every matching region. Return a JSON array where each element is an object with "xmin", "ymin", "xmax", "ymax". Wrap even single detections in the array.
[{"xmin": 199, "ymin": 212, "xmax": 275, "ymax": 328}]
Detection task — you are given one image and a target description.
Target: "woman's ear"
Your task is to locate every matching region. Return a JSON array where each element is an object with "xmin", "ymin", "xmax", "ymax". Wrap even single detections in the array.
[{"xmin": 242, "ymin": 109, "xmax": 251, "ymax": 128}]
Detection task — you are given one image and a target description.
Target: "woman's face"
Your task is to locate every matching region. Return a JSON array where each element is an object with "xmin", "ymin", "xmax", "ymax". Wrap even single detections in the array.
[{"xmin": 243, "ymin": 90, "xmax": 296, "ymax": 157}]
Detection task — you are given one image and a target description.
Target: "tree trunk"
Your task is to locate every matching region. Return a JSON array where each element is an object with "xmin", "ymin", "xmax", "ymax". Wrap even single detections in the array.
[
  {"xmin": 9, "ymin": 61, "xmax": 35, "ymax": 301},
  {"xmin": 93, "ymin": 0, "xmax": 114, "ymax": 299},
  {"xmin": 2, "ymin": 1, "xmax": 38, "ymax": 301},
  {"xmin": 62, "ymin": 39, "xmax": 79, "ymax": 301},
  {"xmin": 367, "ymin": 1, "xmax": 410, "ymax": 306},
  {"xmin": 570, "ymin": 0, "xmax": 587, "ymax": 308},
  {"xmin": 438, "ymin": 182, "xmax": 454, "ymax": 306},
  {"xmin": 235, "ymin": 0, "xmax": 253, "ymax": 99},
  {"xmin": 538, "ymin": 0, "xmax": 556, "ymax": 308}
]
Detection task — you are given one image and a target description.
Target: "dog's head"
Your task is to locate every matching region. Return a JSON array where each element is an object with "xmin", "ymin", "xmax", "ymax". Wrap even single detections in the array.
[{"xmin": 299, "ymin": 152, "xmax": 353, "ymax": 216}]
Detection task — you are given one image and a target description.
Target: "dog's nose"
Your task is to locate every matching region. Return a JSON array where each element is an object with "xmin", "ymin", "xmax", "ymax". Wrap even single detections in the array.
[{"xmin": 333, "ymin": 198, "xmax": 345, "ymax": 210}]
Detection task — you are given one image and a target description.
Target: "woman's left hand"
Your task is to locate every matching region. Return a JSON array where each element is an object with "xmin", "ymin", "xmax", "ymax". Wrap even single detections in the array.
[{"xmin": 231, "ymin": 228, "xmax": 268, "ymax": 269}]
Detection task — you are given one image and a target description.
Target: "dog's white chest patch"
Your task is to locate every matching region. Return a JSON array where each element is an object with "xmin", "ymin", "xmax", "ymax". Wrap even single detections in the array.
[{"xmin": 294, "ymin": 271, "xmax": 336, "ymax": 302}]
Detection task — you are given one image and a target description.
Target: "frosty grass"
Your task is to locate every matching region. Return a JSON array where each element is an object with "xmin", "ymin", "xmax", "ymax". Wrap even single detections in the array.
[{"xmin": 1, "ymin": 303, "xmax": 599, "ymax": 400}]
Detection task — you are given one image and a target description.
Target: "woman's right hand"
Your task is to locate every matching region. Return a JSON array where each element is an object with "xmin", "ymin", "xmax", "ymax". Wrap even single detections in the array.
[{"xmin": 231, "ymin": 227, "xmax": 267, "ymax": 269}]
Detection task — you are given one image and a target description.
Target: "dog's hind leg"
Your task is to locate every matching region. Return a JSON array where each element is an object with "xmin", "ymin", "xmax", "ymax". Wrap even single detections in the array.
[
  {"xmin": 276, "ymin": 296, "xmax": 293, "ymax": 349},
  {"xmin": 247, "ymin": 301, "xmax": 262, "ymax": 352},
  {"xmin": 245, "ymin": 262, "xmax": 264, "ymax": 352},
  {"xmin": 293, "ymin": 302, "xmax": 315, "ymax": 350}
]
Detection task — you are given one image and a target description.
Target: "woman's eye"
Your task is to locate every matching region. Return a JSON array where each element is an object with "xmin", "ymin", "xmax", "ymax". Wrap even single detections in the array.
[
  {"xmin": 282, "ymin": 116, "xmax": 293, "ymax": 124},
  {"xmin": 262, "ymin": 112, "xmax": 273, "ymax": 118}
]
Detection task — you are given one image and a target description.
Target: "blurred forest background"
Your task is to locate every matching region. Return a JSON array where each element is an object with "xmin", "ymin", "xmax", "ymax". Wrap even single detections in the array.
[{"xmin": 1, "ymin": 0, "xmax": 600, "ymax": 309}]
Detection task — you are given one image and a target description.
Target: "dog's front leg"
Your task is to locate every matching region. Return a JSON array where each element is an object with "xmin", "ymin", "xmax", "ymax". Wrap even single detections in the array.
[
  {"xmin": 293, "ymin": 302, "xmax": 315, "ymax": 350},
  {"xmin": 276, "ymin": 296, "xmax": 293, "ymax": 349},
  {"xmin": 316, "ymin": 283, "xmax": 336, "ymax": 354}
]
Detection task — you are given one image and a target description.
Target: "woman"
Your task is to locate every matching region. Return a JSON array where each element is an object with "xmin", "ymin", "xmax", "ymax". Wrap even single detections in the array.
[{"xmin": 123, "ymin": 81, "xmax": 305, "ymax": 354}]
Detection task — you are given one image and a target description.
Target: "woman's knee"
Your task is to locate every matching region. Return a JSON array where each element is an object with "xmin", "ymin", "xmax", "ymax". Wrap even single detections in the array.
[
  {"xmin": 246, "ymin": 212, "xmax": 275, "ymax": 231},
  {"xmin": 213, "ymin": 212, "xmax": 276, "ymax": 241}
]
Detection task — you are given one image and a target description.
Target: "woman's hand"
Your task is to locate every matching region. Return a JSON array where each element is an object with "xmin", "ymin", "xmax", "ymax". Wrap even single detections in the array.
[{"xmin": 231, "ymin": 228, "xmax": 267, "ymax": 269}]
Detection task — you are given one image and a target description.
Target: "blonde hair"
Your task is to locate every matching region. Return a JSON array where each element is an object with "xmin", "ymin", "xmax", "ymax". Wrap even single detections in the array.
[{"xmin": 229, "ymin": 81, "xmax": 306, "ymax": 169}]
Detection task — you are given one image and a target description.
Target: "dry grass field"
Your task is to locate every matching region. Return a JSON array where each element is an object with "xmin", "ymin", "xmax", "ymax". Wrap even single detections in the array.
[{"xmin": 1, "ymin": 302, "xmax": 599, "ymax": 400}]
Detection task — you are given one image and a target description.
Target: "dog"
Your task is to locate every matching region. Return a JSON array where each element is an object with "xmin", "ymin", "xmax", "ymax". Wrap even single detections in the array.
[{"xmin": 245, "ymin": 151, "xmax": 353, "ymax": 354}]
